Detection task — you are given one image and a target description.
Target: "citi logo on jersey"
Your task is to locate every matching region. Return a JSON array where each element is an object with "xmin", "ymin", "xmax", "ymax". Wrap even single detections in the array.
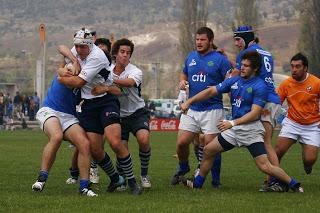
[
  {"xmin": 232, "ymin": 97, "xmax": 242, "ymax": 107},
  {"xmin": 189, "ymin": 59, "xmax": 196, "ymax": 67},
  {"xmin": 192, "ymin": 71, "xmax": 207, "ymax": 82}
]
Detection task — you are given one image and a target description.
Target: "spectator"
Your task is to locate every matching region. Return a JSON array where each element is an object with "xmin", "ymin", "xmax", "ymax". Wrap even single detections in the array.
[
  {"xmin": 13, "ymin": 91, "xmax": 22, "ymax": 120},
  {"xmin": 33, "ymin": 92, "xmax": 40, "ymax": 113}
]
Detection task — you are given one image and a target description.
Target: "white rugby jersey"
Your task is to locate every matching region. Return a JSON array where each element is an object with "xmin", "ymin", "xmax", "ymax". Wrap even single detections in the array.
[
  {"xmin": 71, "ymin": 45, "xmax": 112, "ymax": 99},
  {"xmin": 111, "ymin": 63, "xmax": 145, "ymax": 117}
]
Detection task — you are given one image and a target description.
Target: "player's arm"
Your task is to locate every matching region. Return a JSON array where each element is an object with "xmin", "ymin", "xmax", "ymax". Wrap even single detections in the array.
[
  {"xmin": 91, "ymin": 84, "xmax": 122, "ymax": 96},
  {"xmin": 58, "ymin": 75, "xmax": 86, "ymax": 88},
  {"xmin": 217, "ymin": 104, "xmax": 263, "ymax": 132},
  {"xmin": 179, "ymin": 72, "xmax": 189, "ymax": 90},
  {"xmin": 180, "ymin": 86, "xmax": 218, "ymax": 112},
  {"xmin": 113, "ymin": 78, "xmax": 136, "ymax": 87},
  {"xmin": 57, "ymin": 45, "xmax": 81, "ymax": 75}
]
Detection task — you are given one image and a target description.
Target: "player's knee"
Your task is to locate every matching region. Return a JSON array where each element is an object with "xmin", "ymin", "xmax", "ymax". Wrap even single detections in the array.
[
  {"xmin": 77, "ymin": 139, "xmax": 90, "ymax": 155},
  {"xmin": 203, "ymin": 145, "xmax": 215, "ymax": 158},
  {"xmin": 50, "ymin": 133, "xmax": 63, "ymax": 144}
]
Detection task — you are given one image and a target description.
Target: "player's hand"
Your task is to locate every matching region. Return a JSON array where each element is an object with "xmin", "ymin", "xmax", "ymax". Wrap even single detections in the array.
[
  {"xmin": 91, "ymin": 85, "xmax": 108, "ymax": 96},
  {"xmin": 57, "ymin": 67, "xmax": 73, "ymax": 77},
  {"xmin": 71, "ymin": 60, "xmax": 81, "ymax": 75},
  {"xmin": 179, "ymin": 80, "xmax": 189, "ymax": 90},
  {"xmin": 217, "ymin": 120, "xmax": 233, "ymax": 132},
  {"xmin": 179, "ymin": 102, "xmax": 189, "ymax": 114}
]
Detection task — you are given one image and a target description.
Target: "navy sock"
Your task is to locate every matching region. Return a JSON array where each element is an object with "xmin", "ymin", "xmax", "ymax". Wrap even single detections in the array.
[
  {"xmin": 194, "ymin": 175, "xmax": 205, "ymax": 188},
  {"xmin": 178, "ymin": 161, "xmax": 190, "ymax": 175},
  {"xmin": 69, "ymin": 167, "xmax": 79, "ymax": 179},
  {"xmin": 288, "ymin": 178, "xmax": 298, "ymax": 188},
  {"xmin": 97, "ymin": 153, "xmax": 119, "ymax": 183},
  {"xmin": 90, "ymin": 160, "xmax": 98, "ymax": 169},
  {"xmin": 38, "ymin": 170, "xmax": 49, "ymax": 182},
  {"xmin": 79, "ymin": 179, "xmax": 90, "ymax": 191},
  {"xmin": 139, "ymin": 149, "xmax": 151, "ymax": 176},
  {"xmin": 211, "ymin": 154, "xmax": 221, "ymax": 185},
  {"xmin": 117, "ymin": 154, "xmax": 136, "ymax": 188}
]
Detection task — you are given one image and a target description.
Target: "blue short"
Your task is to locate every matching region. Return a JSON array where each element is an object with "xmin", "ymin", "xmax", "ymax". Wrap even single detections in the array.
[{"xmin": 77, "ymin": 95, "xmax": 120, "ymax": 134}]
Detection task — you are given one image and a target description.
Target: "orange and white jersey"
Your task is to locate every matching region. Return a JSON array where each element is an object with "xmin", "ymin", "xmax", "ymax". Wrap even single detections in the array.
[{"xmin": 277, "ymin": 74, "xmax": 320, "ymax": 125}]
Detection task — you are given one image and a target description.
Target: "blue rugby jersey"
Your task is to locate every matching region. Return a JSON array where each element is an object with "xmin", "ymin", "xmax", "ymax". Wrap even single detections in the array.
[
  {"xmin": 183, "ymin": 51, "xmax": 232, "ymax": 111},
  {"xmin": 235, "ymin": 44, "xmax": 280, "ymax": 104},
  {"xmin": 42, "ymin": 75, "xmax": 78, "ymax": 116},
  {"xmin": 216, "ymin": 76, "xmax": 267, "ymax": 120}
]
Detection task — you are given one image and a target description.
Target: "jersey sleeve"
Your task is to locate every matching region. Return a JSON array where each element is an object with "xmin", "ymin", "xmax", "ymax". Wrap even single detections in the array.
[
  {"xmin": 253, "ymin": 84, "xmax": 267, "ymax": 107},
  {"xmin": 128, "ymin": 68, "xmax": 143, "ymax": 87},
  {"xmin": 78, "ymin": 57, "xmax": 108, "ymax": 83},
  {"xmin": 216, "ymin": 77, "xmax": 237, "ymax": 94}
]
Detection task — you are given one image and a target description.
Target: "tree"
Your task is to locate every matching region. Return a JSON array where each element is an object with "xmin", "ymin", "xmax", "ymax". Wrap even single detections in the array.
[
  {"xmin": 233, "ymin": 0, "xmax": 260, "ymax": 29},
  {"xmin": 298, "ymin": 0, "xmax": 320, "ymax": 77},
  {"xmin": 179, "ymin": 0, "xmax": 208, "ymax": 60}
]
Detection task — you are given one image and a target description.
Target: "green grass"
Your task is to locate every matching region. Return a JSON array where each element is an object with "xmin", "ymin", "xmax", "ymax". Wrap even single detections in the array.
[{"xmin": 0, "ymin": 130, "xmax": 319, "ymax": 212}]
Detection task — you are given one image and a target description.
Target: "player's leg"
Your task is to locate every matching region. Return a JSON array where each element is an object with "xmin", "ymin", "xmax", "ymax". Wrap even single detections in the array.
[
  {"xmin": 104, "ymin": 123, "xmax": 141, "ymax": 195},
  {"xmin": 262, "ymin": 121, "xmax": 279, "ymax": 166},
  {"xmin": 204, "ymin": 133, "xmax": 220, "ymax": 187},
  {"xmin": 261, "ymin": 103, "xmax": 281, "ymax": 167},
  {"xmin": 32, "ymin": 116, "xmax": 63, "ymax": 191},
  {"xmin": 136, "ymin": 129, "xmax": 152, "ymax": 188},
  {"xmin": 274, "ymin": 117, "xmax": 299, "ymax": 162},
  {"xmin": 64, "ymin": 124, "xmax": 97, "ymax": 196},
  {"xmin": 299, "ymin": 123, "xmax": 320, "ymax": 174},
  {"xmin": 301, "ymin": 144, "xmax": 318, "ymax": 174},
  {"xmin": 66, "ymin": 148, "xmax": 79, "ymax": 184},
  {"xmin": 183, "ymin": 134, "xmax": 231, "ymax": 189},
  {"xmin": 171, "ymin": 130, "xmax": 196, "ymax": 185},
  {"xmin": 87, "ymin": 131, "xmax": 125, "ymax": 192},
  {"xmin": 274, "ymin": 137, "xmax": 295, "ymax": 162},
  {"xmin": 172, "ymin": 111, "xmax": 199, "ymax": 183},
  {"xmin": 253, "ymin": 149, "xmax": 303, "ymax": 193},
  {"xmin": 201, "ymin": 109, "xmax": 223, "ymax": 187}
]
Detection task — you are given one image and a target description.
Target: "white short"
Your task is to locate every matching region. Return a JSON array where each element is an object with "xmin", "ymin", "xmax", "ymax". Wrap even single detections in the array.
[
  {"xmin": 221, "ymin": 120, "xmax": 265, "ymax": 147},
  {"xmin": 179, "ymin": 108, "xmax": 224, "ymax": 134},
  {"xmin": 279, "ymin": 117, "xmax": 320, "ymax": 147},
  {"xmin": 36, "ymin": 107, "xmax": 79, "ymax": 132},
  {"xmin": 261, "ymin": 102, "xmax": 281, "ymax": 128}
]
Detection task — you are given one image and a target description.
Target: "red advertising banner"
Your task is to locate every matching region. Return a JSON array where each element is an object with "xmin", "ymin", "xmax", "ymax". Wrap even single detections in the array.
[{"xmin": 149, "ymin": 118, "xmax": 180, "ymax": 131}]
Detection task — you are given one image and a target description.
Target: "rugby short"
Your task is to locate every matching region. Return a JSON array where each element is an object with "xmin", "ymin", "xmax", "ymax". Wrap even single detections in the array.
[
  {"xmin": 120, "ymin": 108, "xmax": 150, "ymax": 141},
  {"xmin": 279, "ymin": 117, "xmax": 320, "ymax": 147},
  {"xmin": 260, "ymin": 102, "xmax": 281, "ymax": 128},
  {"xmin": 179, "ymin": 108, "xmax": 224, "ymax": 134},
  {"xmin": 36, "ymin": 107, "xmax": 79, "ymax": 132},
  {"xmin": 218, "ymin": 120, "xmax": 266, "ymax": 158},
  {"xmin": 77, "ymin": 95, "xmax": 120, "ymax": 134}
]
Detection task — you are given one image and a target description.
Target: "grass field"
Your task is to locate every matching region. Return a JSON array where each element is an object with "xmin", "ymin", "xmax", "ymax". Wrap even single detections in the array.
[{"xmin": 0, "ymin": 130, "xmax": 319, "ymax": 213}]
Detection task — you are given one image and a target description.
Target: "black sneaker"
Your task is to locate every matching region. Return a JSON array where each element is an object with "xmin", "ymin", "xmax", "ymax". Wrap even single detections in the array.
[
  {"xmin": 170, "ymin": 169, "xmax": 190, "ymax": 185},
  {"xmin": 304, "ymin": 165, "xmax": 313, "ymax": 175},
  {"xmin": 106, "ymin": 175, "xmax": 125, "ymax": 192},
  {"xmin": 129, "ymin": 182, "xmax": 142, "ymax": 195},
  {"xmin": 261, "ymin": 181, "xmax": 288, "ymax": 192},
  {"xmin": 180, "ymin": 176, "xmax": 196, "ymax": 189},
  {"xmin": 80, "ymin": 188, "xmax": 98, "ymax": 197},
  {"xmin": 290, "ymin": 182, "xmax": 304, "ymax": 193}
]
